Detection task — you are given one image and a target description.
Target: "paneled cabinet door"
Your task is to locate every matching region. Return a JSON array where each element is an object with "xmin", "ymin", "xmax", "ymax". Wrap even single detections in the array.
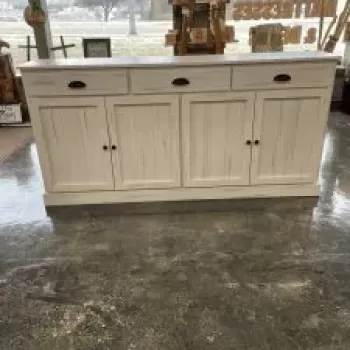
[
  {"xmin": 251, "ymin": 89, "xmax": 330, "ymax": 185},
  {"xmin": 106, "ymin": 95, "xmax": 181, "ymax": 190},
  {"xmin": 30, "ymin": 97, "xmax": 114, "ymax": 192},
  {"xmin": 182, "ymin": 92, "xmax": 255, "ymax": 187}
]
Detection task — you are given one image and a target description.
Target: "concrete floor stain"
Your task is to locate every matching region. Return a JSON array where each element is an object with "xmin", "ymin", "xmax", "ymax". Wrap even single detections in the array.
[{"xmin": 1, "ymin": 112, "xmax": 350, "ymax": 349}]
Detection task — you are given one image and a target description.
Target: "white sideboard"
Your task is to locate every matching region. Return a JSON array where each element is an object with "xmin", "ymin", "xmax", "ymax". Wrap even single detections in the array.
[{"xmin": 20, "ymin": 52, "xmax": 338, "ymax": 206}]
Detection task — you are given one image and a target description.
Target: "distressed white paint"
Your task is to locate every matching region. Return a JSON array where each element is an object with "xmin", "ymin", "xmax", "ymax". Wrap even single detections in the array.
[
  {"xmin": 21, "ymin": 54, "xmax": 337, "ymax": 206},
  {"xmin": 251, "ymin": 89, "xmax": 330, "ymax": 185},
  {"xmin": 23, "ymin": 69, "xmax": 128, "ymax": 97},
  {"xmin": 20, "ymin": 51, "xmax": 339, "ymax": 71},
  {"xmin": 106, "ymin": 95, "xmax": 181, "ymax": 190},
  {"xmin": 130, "ymin": 67, "xmax": 230, "ymax": 94},
  {"xmin": 29, "ymin": 97, "xmax": 114, "ymax": 192},
  {"xmin": 182, "ymin": 92, "xmax": 254, "ymax": 187},
  {"xmin": 232, "ymin": 62, "xmax": 336, "ymax": 91}
]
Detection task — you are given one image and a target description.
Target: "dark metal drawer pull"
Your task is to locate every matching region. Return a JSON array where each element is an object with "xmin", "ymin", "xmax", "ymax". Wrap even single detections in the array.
[
  {"xmin": 274, "ymin": 74, "xmax": 291, "ymax": 83},
  {"xmin": 172, "ymin": 78, "xmax": 190, "ymax": 86},
  {"xmin": 68, "ymin": 81, "xmax": 87, "ymax": 89}
]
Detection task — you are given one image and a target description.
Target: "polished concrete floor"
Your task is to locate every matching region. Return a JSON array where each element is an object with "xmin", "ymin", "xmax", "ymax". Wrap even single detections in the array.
[{"xmin": 1, "ymin": 112, "xmax": 350, "ymax": 349}]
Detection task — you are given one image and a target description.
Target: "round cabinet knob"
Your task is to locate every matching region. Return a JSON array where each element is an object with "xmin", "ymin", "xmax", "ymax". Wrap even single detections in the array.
[
  {"xmin": 254, "ymin": 140, "xmax": 260, "ymax": 145},
  {"xmin": 103, "ymin": 145, "xmax": 108, "ymax": 150},
  {"xmin": 111, "ymin": 145, "xmax": 117, "ymax": 150},
  {"xmin": 246, "ymin": 140, "xmax": 252, "ymax": 145}
]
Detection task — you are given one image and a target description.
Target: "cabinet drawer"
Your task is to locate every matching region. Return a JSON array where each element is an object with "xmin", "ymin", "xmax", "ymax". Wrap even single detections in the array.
[
  {"xmin": 23, "ymin": 69, "xmax": 128, "ymax": 97},
  {"xmin": 232, "ymin": 63, "xmax": 336, "ymax": 90},
  {"xmin": 130, "ymin": 67, "xmax": 231, "ymax": 94}
]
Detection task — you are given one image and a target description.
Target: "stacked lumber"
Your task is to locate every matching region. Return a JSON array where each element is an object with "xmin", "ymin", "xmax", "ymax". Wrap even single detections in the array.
[{"xmin": 323, "ymin": 0, "xmax": 350, "ymax": 52}]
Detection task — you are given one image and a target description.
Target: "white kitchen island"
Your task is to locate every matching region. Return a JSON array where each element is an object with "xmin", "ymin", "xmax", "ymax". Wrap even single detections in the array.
[{"xmin": 20, "ymin": 51, "xmax": 338, "ymax": 206}]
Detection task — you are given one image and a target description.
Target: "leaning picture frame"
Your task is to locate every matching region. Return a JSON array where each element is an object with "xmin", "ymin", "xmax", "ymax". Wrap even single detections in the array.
[{"xmin": 83, "ymin": 38, "xmax": 112, "ymax": 58}]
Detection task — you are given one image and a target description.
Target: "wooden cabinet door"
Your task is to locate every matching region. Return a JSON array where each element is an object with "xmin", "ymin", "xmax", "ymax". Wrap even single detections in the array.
[
  {"xmin": 251, "ymin": 89, "xmax": 330, "ymax": 185},
  {"xmin": 30, "ymin": 97, "xmax": 114, "ymax": 192},
  {"xmin": 106, "ymin": 95, "xmax": 181, "ymax": 190},
  {"xmin": 182, "ymin": 92, "xmax": 255, "ymax": 187}
]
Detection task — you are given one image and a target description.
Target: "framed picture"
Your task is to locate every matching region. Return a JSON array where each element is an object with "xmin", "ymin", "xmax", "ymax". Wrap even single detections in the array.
[{"xmin": 83, "ymin": 38, "xmax": 112, "ymax": 58}]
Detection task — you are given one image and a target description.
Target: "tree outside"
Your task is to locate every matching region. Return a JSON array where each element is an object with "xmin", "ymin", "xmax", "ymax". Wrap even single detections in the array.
[
  {"xmin": 74, "ymin": 0, "xmax": 119, "ymax": 22},
  {"xmin": 74, "ymin": 0, "xmax": 159, "ymax": 34},
  {"xmin": 2, "ymin": 0, "xmax": 346, "ymax": 70}
]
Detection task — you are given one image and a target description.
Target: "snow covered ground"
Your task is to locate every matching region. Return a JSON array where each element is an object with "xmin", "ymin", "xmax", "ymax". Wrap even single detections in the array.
[{"xmin": 1, "ymin": 19, "xmax": 344, "ymax": 68}]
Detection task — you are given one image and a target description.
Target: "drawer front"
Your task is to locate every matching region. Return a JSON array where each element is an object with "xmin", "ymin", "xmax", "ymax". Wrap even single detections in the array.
[
  {"xmin": 130, "ymin": 67, "xmax": 231, "ymax": 94},
  {"xmin": 232, "ymin": 63, "xmax": 336, "ymax": 90},
  {"xmin": 23, "ymin": 69, "xmax": 128, "ymax": 96}
]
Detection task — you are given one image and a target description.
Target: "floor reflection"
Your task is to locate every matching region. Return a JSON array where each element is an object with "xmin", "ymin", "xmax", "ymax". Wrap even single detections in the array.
[
  {"xmin": 314, "ymin": 112, "xmax": 350, "ymax": 231},
  {"xmin": 1, "ymin": 113, "xmax": 350, "ymax": 229},
  {"xmin": 0, "ymin": 142, "xmax": 52, "ymax": 230},
  {"xmin": 1, "ymin": 112, "xmax": 350, "ymax": 349}
]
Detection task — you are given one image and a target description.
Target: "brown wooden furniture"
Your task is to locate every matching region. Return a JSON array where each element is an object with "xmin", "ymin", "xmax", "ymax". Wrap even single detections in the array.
[{"xmin": 166, "ymin": 0, "xmax": 234, "ymax": 55}]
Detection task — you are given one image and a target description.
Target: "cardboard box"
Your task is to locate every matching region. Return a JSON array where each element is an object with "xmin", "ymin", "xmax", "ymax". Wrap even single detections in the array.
[{"xmin": 0, "ymin": 104, "xmax": 22, "ymax": 124}]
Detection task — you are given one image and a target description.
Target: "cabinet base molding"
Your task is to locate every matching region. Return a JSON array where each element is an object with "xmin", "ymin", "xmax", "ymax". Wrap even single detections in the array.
[{"xmin": 44, "ymin": 184, "xmax": 320, "ymax": 207}]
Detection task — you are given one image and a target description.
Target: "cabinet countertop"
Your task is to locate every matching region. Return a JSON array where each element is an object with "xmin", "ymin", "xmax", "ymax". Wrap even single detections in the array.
[{"xmin": 20, "ymin": 51, "xmax": 339, "ymax": 71}]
